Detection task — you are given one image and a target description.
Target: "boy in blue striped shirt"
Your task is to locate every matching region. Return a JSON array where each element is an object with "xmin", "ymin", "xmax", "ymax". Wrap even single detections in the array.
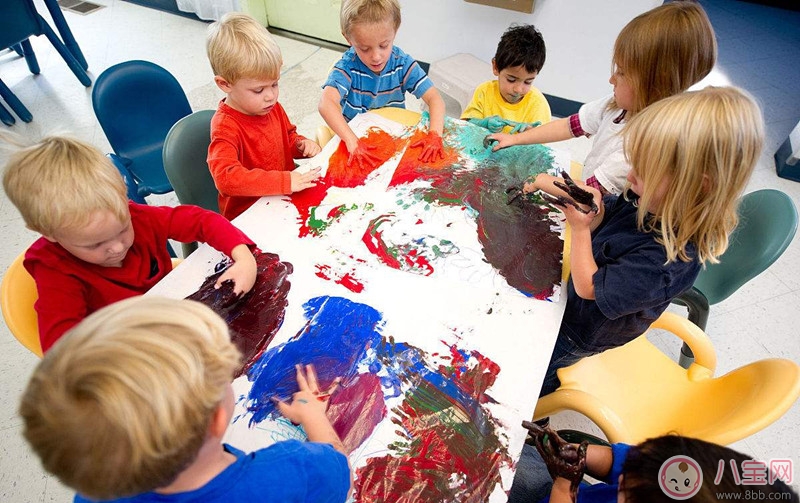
[{"xmin": 318, "ymin": 0, "xmax": 446, "ymax": 169}]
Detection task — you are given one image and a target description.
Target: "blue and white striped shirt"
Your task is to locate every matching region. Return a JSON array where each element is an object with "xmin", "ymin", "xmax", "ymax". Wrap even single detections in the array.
[{"xmin": 323, "ymin": 46, "xmax": 433, "ymax": 121}]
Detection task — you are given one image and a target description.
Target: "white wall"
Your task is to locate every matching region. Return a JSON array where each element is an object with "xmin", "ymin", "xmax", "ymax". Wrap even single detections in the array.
[{"xmin": 395, "ymin": 0, "xmax": 661, "ymax": 103}]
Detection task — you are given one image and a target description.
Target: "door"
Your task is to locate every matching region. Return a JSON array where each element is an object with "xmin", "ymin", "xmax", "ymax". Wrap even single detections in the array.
[{"xmin": 265, "ymin": 0, "xmax": 347, "ymax": 45}]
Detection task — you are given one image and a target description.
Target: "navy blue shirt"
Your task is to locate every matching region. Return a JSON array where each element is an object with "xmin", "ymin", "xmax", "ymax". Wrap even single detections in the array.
[{"xmin": 561, "ymin": 192, "xmax": 701, "ymax": 352}]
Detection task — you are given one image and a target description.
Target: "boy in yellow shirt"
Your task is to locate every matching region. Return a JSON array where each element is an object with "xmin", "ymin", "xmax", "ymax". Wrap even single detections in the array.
[{"xmin": 462, "ymin": 24, "xmax": 551, "ymax": 133}]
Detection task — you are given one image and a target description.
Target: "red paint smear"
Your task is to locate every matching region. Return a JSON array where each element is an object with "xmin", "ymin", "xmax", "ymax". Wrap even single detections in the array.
[
  {"xmin": 441, "ymin": 344, "xmax": 501, "ymax": 403},
  {"xmin": 291, "ymin": 128, "xmax": 404, "ymax": 237},
  {"xmin": 186, "ymin": 251, "xmax": 292, "ymax": 377},
  {"xmin": 402, "ymin": 248, "xmax": 433, "ymax": 276},
  {"xmin": 327, "ymin": 373, "xmax": 386, "ymax": 453},
  {"xmin": 314, "ymin": 264, "xmax": 365, "ymax": 293},
  {"xmin": 389, "ymin": 128, "xmax": 461, "ymax": 188},
  {"xmin": 361, "ymin": 215, "xmax": 402, "ymax": 269}
]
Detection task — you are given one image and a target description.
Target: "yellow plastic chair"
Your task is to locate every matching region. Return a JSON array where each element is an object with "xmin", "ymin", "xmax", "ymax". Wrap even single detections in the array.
[
  {"xmin": 1, "ymin": 254, "xmax": 183, "ymax": 358},
  {"xmin": 532, "ymin": 311, "xmax": 800, "ymax": 446},
  {"xmin": 315, "ymin": 107, "xmax": 423, "ymax": 148},
  {"xmin": 0, "ymin": 253, "xmax": 42, "ymax": 357}
]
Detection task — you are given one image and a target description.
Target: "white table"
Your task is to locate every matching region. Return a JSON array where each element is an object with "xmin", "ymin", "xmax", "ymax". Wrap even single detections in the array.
[{"xmin": 149, "ymin": 111, "xmax": 570, "ymax": 502}]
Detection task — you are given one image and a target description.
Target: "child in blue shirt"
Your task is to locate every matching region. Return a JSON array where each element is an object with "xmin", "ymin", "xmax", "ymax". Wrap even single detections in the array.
[
  {"xmin": 19, "ymin": 296, "xmax": 350, "ymax": 503},
  {"xmin": 510, "ymin": 424, "xmax": 798, "ymax": 503},
  {"xmin": 318, "ymin": 0, "xmax": 446, "ymax": 168}
]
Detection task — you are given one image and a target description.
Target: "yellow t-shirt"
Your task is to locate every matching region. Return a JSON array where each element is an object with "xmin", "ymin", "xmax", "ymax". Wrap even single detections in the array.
[{"xmin": 461, "ymin": 80, "xmax": 552, "ymax": 132}]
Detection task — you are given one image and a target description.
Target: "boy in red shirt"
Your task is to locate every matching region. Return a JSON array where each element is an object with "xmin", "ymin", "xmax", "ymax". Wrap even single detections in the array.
[
  {"xmin": 206, "ymin": 13, "xmax": 322, "ymax": 220},
  {"xmin": 2, "ymin": 135, "xmax": 258, "ymax": 351}
]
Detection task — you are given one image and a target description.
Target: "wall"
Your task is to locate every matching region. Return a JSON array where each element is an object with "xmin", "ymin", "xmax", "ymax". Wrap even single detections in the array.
[{"xmin": 395, "ymin": 0, "xmax": 661, "ymax": 103}]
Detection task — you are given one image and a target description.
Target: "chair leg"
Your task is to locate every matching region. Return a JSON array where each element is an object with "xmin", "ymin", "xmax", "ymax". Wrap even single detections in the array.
[
  {"xmin": 0, "ymin": 80, "xmax": 33, "ymax": 123},
  {"xmin": 38, "ymin": 18, "xmax": 92, "ymax": 87},
  {"xmin": 0, "ymin": 101, "xmax": 16, "ymax": 126},
  {"xmin": 20, "ymin": 39, "xmax": 40, "ymax": 75},
  {"xmin": 12, "ymin": 44, "xmax": 24, "ymax": 57}
]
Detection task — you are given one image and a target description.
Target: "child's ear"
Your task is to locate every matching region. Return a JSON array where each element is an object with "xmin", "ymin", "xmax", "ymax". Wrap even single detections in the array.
[
  {"xmin": 208, "ymin": 401, "xmax": 230, "ymax": 438},
  {"xmin": 492, "ymin": 58, "xmax": 499, "ymax": 77},
  {"xmin": 214, "ymin": 76, "xmax": 233, "ymax": 93}
]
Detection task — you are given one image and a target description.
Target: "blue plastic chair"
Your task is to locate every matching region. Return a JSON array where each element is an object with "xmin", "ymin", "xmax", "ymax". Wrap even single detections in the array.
[
  {"xmin": 0, "ymin": 77, "xmax": 33, "ymax": 124},
  {"xmin": 673, "ymin": 189, "xmax": 798, "ymax": 367},
  {"xmin": 0, "ymin": 0, "xmax": 91, "ymax": 87},
  {"xmin": 92, "ymin": 60, "xmax": 192, "ymax": 199}
]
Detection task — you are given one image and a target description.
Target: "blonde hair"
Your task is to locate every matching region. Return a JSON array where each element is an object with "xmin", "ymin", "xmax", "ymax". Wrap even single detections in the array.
[
  {"xmin": 207, "ymin": 12, "xmax": 282, "ymax": 83},
  {"xmin": 624, "ymin": 86, "xmax": 764, "ymax": 264},
  {"xmin": 19, "ymin": 296, "xmax": 242, "ymax": 500},
  {"xmin": 340, "ymin": 0, "xmax": 401, "ymax": 38},
  {"xmin": 613, "ymin": 1, "xmax": 716, "ymax": 115},
  {"xmin": 2, "ymin": 135, "xmax": 129, "ymax": 237}
]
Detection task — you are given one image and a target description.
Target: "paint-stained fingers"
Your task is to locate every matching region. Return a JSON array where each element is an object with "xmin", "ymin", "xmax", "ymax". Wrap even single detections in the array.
[
  {"xmin": 295, "ymin": 363, "xmax": 309, "ymax": 391},
  {"xmin": 324, "ymin": 377, "xmax": 342, "ymax": 396},
  {"xmin": 304, "ymin": 363, "xmax": 320, "ymax": 391}
]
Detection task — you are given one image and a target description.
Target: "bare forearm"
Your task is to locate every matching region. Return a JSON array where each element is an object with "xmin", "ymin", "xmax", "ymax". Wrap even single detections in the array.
[
  {"xmin": 512, "ymin": 117, "xmax": 572, "ymax": 146},
  {"xmin": 303, "ymin": 412, "xmax": 347, "ymax": 456},
  {"xmin": 423, "ymin": 88, "xmax": 445, "ymax": 136},
  {"xmin": 549, "ymin": 478, "xmax": 575, "ymax": 503},
  {"xmin": 319, "ymin": 93, "xmax": 358, "ymax": 151},
  {"xmin": 585, "ymin": 445, "xmax": 613, "ymax": 479},
  {"xmin": 569, "ymin": 227, "xmax": 597, "ymax": 299}
]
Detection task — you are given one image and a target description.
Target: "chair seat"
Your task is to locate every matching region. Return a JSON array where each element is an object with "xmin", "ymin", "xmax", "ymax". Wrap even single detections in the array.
[
  {"xmin": 1, "ymin": 253, "xmax": 43, "ymax": 357},
  {"xmin": 128, "ymin": 146, "xmax": 173, "ymax": 196}
]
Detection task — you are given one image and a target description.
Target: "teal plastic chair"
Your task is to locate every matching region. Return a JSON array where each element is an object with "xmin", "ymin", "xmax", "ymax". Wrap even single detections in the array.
[
  {"xmin": 92, "ymin": 60, "xmax": 192, "ymax": 199},
  {"xmin": 162, "ymin": 109, "xmax": 220, "ymax": 257},
  {"xmin": 674, "ymin": 189, "xmax": 798, "ymax": 367}
]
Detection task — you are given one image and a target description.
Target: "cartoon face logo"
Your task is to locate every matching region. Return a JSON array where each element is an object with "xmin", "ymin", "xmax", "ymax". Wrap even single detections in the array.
[{"xmin": 658, "ymin": 455, "xmax": 703, "ymax": 500}]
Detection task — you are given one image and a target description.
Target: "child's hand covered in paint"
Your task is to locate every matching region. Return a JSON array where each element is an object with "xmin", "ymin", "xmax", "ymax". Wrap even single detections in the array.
[
  {"xmin": 468, "ymin": 115, "xmax": 509, "ymax": 133},
  {"xmin": 297, "ymin": 138, "xmax": 322, "ymax": 157},
  {"xmin": 291, "ymin": 167, "xmax": 322, "ymax": 192},
  {"xmin": 486, "ymin": 132, "xmax": 517, "ymax": 151},
  {"xmin": 412, "ymin": 131, "xmax": 444, "ymax": 163},
  {"xmin": 347, "ymin": 138, "xmax": 382, "ymax": 171},
  {"xmin": 274, "ymin": 364, "xmax": 341, "ymax": 425},
  {"xmin": 215, "ymin": 244, "xmax": 257, "ymax": 296}
]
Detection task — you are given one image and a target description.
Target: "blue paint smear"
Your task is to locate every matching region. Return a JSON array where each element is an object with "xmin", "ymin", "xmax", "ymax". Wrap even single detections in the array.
[{"xmin": 244, "ymin": 295, "xmax": 489, "ymax": 431}]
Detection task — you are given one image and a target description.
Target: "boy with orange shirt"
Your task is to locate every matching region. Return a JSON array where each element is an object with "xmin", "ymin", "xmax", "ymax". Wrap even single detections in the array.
[{"xmin": 206, "ymin": 13, "xmax": 322, "ymax": 220}]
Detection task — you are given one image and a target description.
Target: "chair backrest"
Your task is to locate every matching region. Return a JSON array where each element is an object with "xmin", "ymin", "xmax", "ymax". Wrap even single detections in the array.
[
  {"xmin": 695, "ymin": 189, "xmax": 798, "ymax": 305},
  {"xmin": 0, "ymin": 0, "xmax": 45, "ymax": 48},
  {"xmin": 0, "ymin": 253, "xmax": 43, "ymax": 357},
  {"xmin": 162, "ymin": 109, "xmax": 219, "ymax": 213},
  {"xmin": 532, "ymin": 311, "xmax": 800, "ymax": 445},
  {"xmin": 92, "ymin": 60, "xmax": 192, "ymax": 196}
]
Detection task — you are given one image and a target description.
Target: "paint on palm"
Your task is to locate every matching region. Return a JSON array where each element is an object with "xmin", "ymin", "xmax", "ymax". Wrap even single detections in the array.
[{"xmin": 290, "ymin": 112, "xmax": 567, "ymax": 300}]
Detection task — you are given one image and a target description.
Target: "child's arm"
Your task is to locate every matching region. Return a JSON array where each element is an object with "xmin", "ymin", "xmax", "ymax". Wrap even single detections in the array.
[
  {"xmin": 488, "ymin": 117, "xmax": 572, "ymax": 151},
  {"xmin": 525, "ymin": 173, "xmax": 605, "ymax": 300},
  {"xmin": 26, "ymin": 263, "xmax": 88, "ymax": 352},
  {"xmin": 319, "ymin": 86, "xmax": 381, "ymax": 169}
]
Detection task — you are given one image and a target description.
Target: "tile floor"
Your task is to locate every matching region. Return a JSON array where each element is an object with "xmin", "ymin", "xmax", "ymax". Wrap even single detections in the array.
[{"xmin": 0, "ymin": 0, "xmax": 798, "ymax": 500}]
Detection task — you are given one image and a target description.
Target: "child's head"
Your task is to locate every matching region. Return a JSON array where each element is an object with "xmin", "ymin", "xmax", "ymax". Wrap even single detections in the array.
[
  {"xmin": 340, "ymin": 0, "xmax": 401, "ymax": 74},
  {"xmin": 611, "ymin": 1, "xmax": 716, "ymax": 115},
  {"xmin": 207, "ymin": 12, "xmax": 283, "ymax": 116},
  {"xmin": 19, "ymin": 296, "xmax": 242, "ymax": 500},
  {"xmin": 623, "ymin": 86, "xmax": 763, "ymax": 264},
  {"xmin": 620, "ymin": 435, "xmax": 798, "ymax": 503},
  {"xmin": 2, "ymin": 135, "xmax": 134, "ymax": 267},
  {"xmin": 492, "ymin": 24, "xmax": 546, "ymax": 105}
]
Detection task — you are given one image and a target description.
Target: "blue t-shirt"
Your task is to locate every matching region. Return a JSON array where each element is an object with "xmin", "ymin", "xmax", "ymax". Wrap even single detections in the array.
[
  {"xmin": 561, "ymin": 192, "xmax": 701, "ymax": 352},
  {"xmin": 74, "ymin": 441, "xmax": 349, "ymax": 503},
  {"xmin": 323, "ymin": 45, "xmax": 433, "ymax": 120}
]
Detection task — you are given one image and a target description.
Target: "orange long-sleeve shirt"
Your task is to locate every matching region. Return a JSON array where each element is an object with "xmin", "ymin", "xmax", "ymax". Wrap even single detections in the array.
[{"xmin": 208, "ymin": 100, "xmax": 308, "ymax": 219}]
